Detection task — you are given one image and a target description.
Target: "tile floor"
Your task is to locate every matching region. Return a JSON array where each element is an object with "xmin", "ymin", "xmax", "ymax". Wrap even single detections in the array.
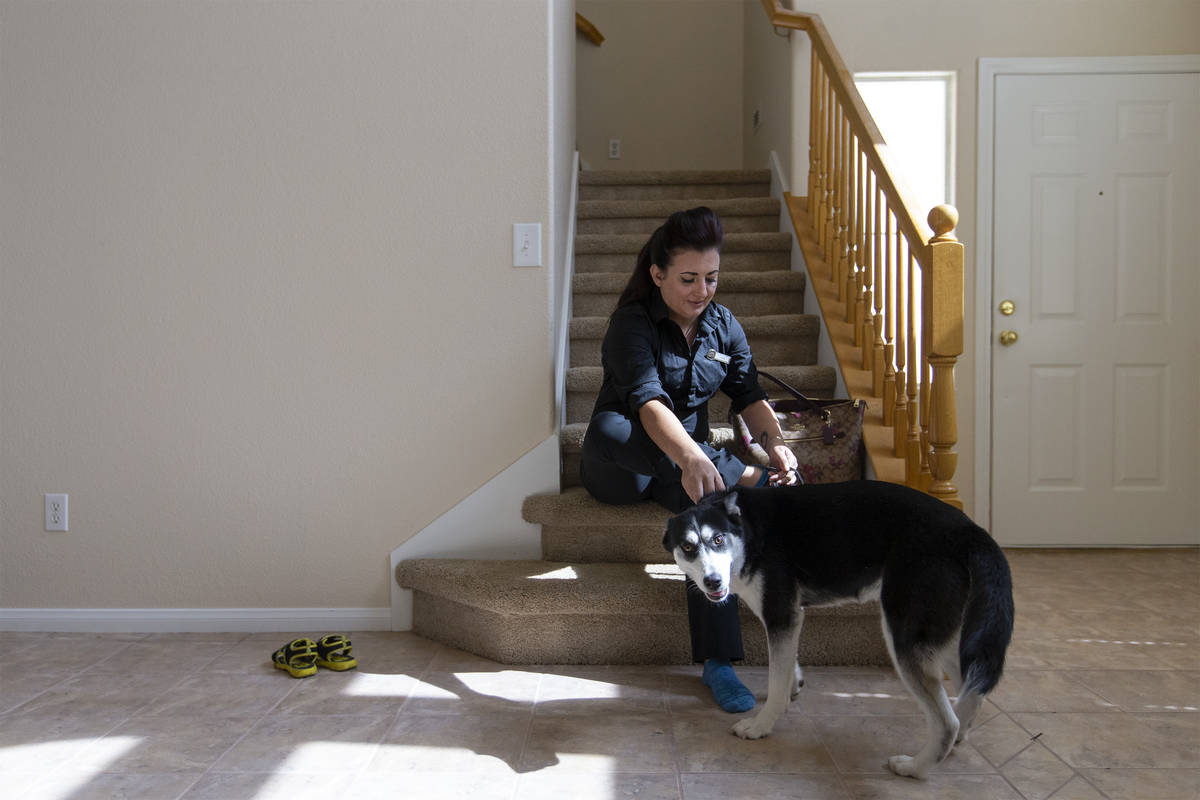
[{"xmin": 2, "ymin": 549, "xmax": 1197, "ymax": 800}]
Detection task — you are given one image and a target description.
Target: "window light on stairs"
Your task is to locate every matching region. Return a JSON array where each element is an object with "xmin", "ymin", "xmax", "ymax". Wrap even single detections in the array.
[{"xmin": 644, "ymin": 564, "xmax": 685, "ymax": 581}]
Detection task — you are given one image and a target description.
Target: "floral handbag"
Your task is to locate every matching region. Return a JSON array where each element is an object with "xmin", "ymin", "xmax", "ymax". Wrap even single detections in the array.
[{"xmin": 728, "ymin": 370, "xmax": 866, "ymax": 484}]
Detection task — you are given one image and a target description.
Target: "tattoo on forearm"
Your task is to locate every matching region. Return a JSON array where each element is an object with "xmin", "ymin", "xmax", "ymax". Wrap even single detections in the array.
[{"xmin": 757, "ymin": 430, "xmax": 771, "ymax": 448}]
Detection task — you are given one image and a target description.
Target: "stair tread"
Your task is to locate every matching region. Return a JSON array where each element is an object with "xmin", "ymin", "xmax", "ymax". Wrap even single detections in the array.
[
  {"xmin": 574, "ymin": 270, "xmax": 803, "ymax": 293},
  {"xmin": 579, "ymin": 169, "xmax": 770, "ymax": 185},
  {"xmin": 576, "ymin": 231, "xmax": 789, "ymax": 255},
  {"xmin": 396, "ymin": 556, "xmax": 878, "ymax": 618},
  {"xmin": 570, "ymin": 314, "xmax": 818, "ymax": 338},
  {"xmin": 577, "ymin": 197, "xmax": 780, "ymax": 218},
  {"xmin": 558, "ymin": 422, "xmax": 736, "ymax": 454},
  {"xmin": 566, "ymin": 363, "xmax": 836, "ymax": 391}
]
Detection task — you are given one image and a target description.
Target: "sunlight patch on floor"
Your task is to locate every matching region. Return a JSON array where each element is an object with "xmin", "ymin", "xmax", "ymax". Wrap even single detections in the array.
[
  {"xmin": 9, "ymin": 737, "xmax": 142, "ymax": 799},
  {"xmin": 1067, "ymin": 638, "xmax": 1191, "ymax": 647},
  {"xmin": 644, "ymin": 564, "xmax": 684, "ymax": 580},
  {"xmin": 278, "ymin": 741, "xmax": 380, "ymax": 773},
  {"xmin": 338, "ymin": 672, "xmax": 417, "ymax": 697},
  {"xmin": 529, "ymin": 566, "xmax": 577, "ymax": 580}
]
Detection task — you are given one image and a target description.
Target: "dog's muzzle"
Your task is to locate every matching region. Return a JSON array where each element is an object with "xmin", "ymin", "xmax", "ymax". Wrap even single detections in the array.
[{"xmin": 702, "ymin": 575, "xmax": 727, "ymax": 600}]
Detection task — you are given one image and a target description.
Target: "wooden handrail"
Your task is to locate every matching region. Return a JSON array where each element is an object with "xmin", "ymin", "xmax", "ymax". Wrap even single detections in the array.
[
  {"xmin": 760, "ymin": 0, "xmax": 964, "ymax": 507},
  {"xmin": 759, "ymin": 0, "xmax": 930, "ymax": 246},
  {"xmin": 576, "ymin": 13, "xmax": 604, "ymax": 46}
]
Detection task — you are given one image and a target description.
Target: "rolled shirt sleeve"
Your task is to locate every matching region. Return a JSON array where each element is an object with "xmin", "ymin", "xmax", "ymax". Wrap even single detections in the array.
[
  {"xmin": 719, "ymin": 312, "xmax": 767, "ymax": 415},
  {"xmin": 601, "ymin": 311, "xmax": 674, "ymax": 413}
]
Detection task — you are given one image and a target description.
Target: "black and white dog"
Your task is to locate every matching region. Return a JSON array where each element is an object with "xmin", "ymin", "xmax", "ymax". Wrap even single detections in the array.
[{"xmin": 662, "ymin": 481, "xmax": 1014, "ymax": 779}]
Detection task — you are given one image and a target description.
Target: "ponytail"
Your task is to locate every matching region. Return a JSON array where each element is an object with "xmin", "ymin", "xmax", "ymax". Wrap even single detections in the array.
[{"xmin": 615, "ymin": 206, "xmax": 724, "ymax": 310}]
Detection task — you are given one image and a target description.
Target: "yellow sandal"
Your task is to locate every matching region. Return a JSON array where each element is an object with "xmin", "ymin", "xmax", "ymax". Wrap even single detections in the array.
[
  {"xmin": 272, "ymin": 637, "xmax": 319, "ymax": 678},
  {"xmin": 315, "ymin": 634, "xmax": 357, "ymax": 671}
]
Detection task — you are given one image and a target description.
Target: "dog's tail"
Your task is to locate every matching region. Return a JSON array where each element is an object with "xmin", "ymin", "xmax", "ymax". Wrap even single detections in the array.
[{"xmin": 958, "ymin": 532, "xmax": 1014, "ymax": 696}]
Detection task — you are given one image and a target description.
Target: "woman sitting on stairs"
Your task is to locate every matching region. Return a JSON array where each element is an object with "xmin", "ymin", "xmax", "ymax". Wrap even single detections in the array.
[{"xmin": 580, "ymin": 206, "xmax": 800, "ymax": 713}]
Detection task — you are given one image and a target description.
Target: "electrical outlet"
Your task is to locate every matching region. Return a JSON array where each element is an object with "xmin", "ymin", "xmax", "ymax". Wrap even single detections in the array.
[
  {"xmin": 45, "ymin": 493, "xmax": 68, "ymax": 531},
  {"xmin": 608, "ymin": 138, "xmax": 621, "ymax": 159}
]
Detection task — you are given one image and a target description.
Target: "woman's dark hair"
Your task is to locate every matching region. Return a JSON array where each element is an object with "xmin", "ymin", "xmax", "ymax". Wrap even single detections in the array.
[{"xmin": 615, "ymin": 206, "xmax": 724, "ymax": 309}]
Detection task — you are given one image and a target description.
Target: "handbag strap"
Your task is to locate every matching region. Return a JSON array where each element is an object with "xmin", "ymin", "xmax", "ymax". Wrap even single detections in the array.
[{"xmin": 756, "ymin": 369, "xmax": 830, "ymax": 421}]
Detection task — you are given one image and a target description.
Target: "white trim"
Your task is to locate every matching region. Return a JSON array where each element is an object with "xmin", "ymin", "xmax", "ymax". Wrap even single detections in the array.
[
  {"xmin": 768, "ymin": 150, "xmax": 790, "ymax": 197},
  {"xmin": 389, "ymin": 434, "xmax": 559, "ymax": 630},
  {"xmin": 0, "ymin": 607, "xmax": 391, "ymax": 633},
  {"xmin": 555, "ymin": 151, "xmax": 580, "ymax": 427},
  {"xmin": 974, "ymin": 55, "xmax": 1200, "ymax": 528},
  {"xmin": 768, "ymin": 150, "xmax": 848, "ymax": 400}
]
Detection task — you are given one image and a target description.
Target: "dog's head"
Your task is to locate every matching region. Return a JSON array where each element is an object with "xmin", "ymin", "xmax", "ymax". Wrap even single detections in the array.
[{"xmin": 662, "ymin": 490, "xmax": 745, "ymax": 603}]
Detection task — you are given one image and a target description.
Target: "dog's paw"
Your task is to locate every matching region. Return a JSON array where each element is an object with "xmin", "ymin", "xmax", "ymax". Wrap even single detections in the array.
[
  {"xmin": 791, "ymin": 665, "xmax": 805, "ymax": 698},
  {"xmin": 886, "ymin": 755, "xmax": 927, "ymax": 780},
  {"xmin": 732, "ymin": 715, "xmax": 775, "ymax": 740},
  {"xmin": 954, "ymin": 730, "xmax": 969, "ymax": 746}
]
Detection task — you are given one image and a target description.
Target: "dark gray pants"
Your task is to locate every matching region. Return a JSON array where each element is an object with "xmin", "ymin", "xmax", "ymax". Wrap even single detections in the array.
[{"xmin": 580, "ymin": 409, "xmax": 746, "ymax": 663}]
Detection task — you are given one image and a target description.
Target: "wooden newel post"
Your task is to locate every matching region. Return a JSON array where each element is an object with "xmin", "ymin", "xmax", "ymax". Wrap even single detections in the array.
[{"xmin": 925, "ymin": 205, "xmax": 963, "ymax": 509}]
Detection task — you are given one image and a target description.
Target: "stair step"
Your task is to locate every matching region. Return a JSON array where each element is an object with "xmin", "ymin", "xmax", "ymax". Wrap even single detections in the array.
[
  {"xmin": 564, "ymin": 363, "xmax": 838, "ymax": 425},
  {"xmin": 572, "ymin": 269, "xmax": 805, "ymax": 319},
  {"xmin": 578, "ymin": 169, "xmax": 770, "ymax": 201},
  {"xmin": 524, "ymin": 486, "xmax": 674, "ymax": 561},
  {"xmin": 395, "ymin": 556, "xmax": 889, "ymax": 665},
  {"xmin": 576, "ymin": 249, "xmax": 790, "ymax": 274},
  {"xmin": 569, "ymin": 314, "xmax": 819, "ymax": 368},
  {"xmin": 557, "ymin": 425, "xmax": 740, "ymax": 494},
  {"xmin": 577, "ymin": 197, "xmax": 781, "ymax": 235},
  {"xmin": 576, "ymin": 231, "xmax": 790, "ymax": 256}
]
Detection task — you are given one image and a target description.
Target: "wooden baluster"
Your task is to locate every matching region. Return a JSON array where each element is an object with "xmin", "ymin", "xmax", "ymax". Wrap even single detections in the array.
[
  {"xmin": 807, "ymin": 48, "xmax": 819, "ymax": 210},
  {"xmin": 905, "ymin": 247, "xmax": 923, "ymax": 486},
  {"xmin": 871, "ymin": 183, "xmax": 885, "ymax": 396},
  {"xmin": 919, "ymin": 260, "xmax": 933, "ymax": 492},
  {"xmin": 830, "ymin": 105, "xmax": 843, "ymax": 283},
  {"xmin": 838, "ymin": 116, "xmax": 852, "ymax": 303},
  {"xmin": 882, "ymin": 207, "xmax": 897, "ymax": 425},
  {"xmin": 824, "ymin": 83, "xmax": 836, "ymax": 267},
  {"xmin": 813, "ymin": 65, "xmax": 827, "ymax": 248},
  {"xmin": 893, "ymin": 233, "xmax": 908, "ymax": 457},
  {"xmin": 852, "ymin": 146, "xmax": 866, "ymax": 335},
  {"xmin": 845, "ymin": 133, "xmax": 859, "ymax": 323},
  {"xmin": 858, "ymin": 163, "xmax": 873, "ymax": 360},
  {"xmin": 925, "ymin": 205, "xmax": 963, "ymax": 508},
  {"xmin": 919, "ymin": 347, "xmax": 932, "ymax": 489}
]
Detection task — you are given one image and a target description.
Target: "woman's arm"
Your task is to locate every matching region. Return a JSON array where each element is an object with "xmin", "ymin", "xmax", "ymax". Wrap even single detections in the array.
[
  {"xmin": 638, "ymin": 399, "xmax": 726, "ymax": 502},
  {"xmin": 738, "ymin": 399, "xmax": 800, "ymax": 485}
]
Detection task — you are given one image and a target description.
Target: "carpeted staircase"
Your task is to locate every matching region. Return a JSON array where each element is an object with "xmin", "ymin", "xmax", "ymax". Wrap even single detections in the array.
[{"xmin": 395, "ymin": 169, "xmax": 889, "ymax": 666}]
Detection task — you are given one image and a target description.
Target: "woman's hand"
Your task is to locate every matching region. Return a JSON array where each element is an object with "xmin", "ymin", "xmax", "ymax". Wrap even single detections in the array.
[
  {"xmin": 767, "ymin": 440, "xmax": 799, "ymax": 486},
  {"xmin": 679, "ymin": 451, "xmax": 725, "ymax": 504},
  {"xmin": 739, "ymin": 399, "xmax": 800, "ymax": 486}
]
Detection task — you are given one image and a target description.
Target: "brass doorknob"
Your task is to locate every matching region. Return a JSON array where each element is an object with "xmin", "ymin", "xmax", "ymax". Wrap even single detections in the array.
[
  {"xmin": 998, "ymin": 299, "xmax": 1015, "ymax": 316},
  {"xmin": 999, "ymin": 330, "xmax": 1019, "ymax": 346}
]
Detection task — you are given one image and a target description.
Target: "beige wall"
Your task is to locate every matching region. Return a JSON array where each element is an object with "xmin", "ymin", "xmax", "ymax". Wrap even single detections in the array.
[
  {"xmin": 741, "ymin": 0, "xmax": 795, "ymax": 181},
  {"xmin": 0, "ymin": 0, "xmax": 567, "ymax": 610},
  {"xmin": 758, "ymin": 0, "xmax": 1200, "ymax": 515},
  {"xmin": 577, "ymin": 0, "xmax": 744, "ymax": 171}
]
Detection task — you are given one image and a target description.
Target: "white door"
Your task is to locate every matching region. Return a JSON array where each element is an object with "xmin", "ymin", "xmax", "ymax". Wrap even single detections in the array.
[{"xmin": 990, "ymin": 70, "xmax": 1199, "ymax": 546}]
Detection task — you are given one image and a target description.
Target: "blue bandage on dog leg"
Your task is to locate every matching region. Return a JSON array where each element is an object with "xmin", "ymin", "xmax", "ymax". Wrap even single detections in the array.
[
  {"xmin": 755, "ymin": 467, "xmax": 770, "ymax": 487},
  {"xmin": 702, "ymin": 659, "xmax": 755, "ymax": 713}
]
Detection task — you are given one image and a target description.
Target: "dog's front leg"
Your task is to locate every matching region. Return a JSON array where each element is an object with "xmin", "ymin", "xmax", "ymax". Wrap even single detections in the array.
[{"xmin": 733, "ymin": 611, "xmax": 804, "ymax": 740}]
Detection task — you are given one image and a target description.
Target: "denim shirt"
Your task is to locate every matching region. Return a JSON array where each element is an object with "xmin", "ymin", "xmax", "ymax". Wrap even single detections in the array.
[{"xmin": 593, "ymin": 289, "xmax": 767, "ymax": 442}]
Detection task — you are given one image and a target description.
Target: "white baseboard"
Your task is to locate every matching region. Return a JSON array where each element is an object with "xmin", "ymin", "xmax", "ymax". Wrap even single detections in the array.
[
  {"xmin": 0, "ymin": 606, "xmax": 392, "ymax": 633},
  {"xmin": 390, "ymin": 434, "xmax": 560, "ymax": 630},
  {"xmin": 768, "ymin": 150, "xmax": 847, "ymax": 400}
]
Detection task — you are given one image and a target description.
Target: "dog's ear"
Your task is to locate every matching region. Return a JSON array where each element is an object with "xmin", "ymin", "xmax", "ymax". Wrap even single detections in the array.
[{"xmin": 723, "ymin": 490, "xmax": 741, "ymax": 517}]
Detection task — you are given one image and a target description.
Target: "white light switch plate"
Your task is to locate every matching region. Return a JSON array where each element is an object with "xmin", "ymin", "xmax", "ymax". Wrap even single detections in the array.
[{"xmin": 513, "ymin": 223, "xmax": 542, "ymax": 267}]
